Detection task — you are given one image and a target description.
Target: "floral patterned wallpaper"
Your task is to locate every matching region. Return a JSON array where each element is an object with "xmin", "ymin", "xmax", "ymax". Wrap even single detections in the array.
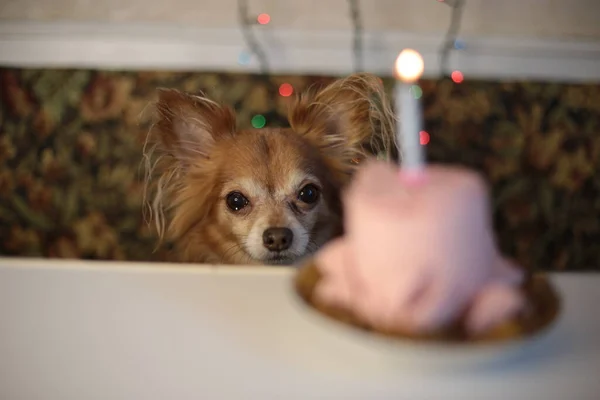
[{"xmin": 1, "ymin": 68, "xmax": 599, "ymax": 271}]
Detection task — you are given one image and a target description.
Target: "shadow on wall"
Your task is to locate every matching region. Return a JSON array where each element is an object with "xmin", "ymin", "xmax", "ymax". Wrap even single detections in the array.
[{"xmin": 0, "ymin": 69, "xmax": 599, "ymax": 271}]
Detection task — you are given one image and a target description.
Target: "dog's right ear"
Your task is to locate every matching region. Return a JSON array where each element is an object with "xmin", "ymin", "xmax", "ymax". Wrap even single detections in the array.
[
  {"xmin": 151, "ymin": 89, "xmax": 236, "ymax": 163},
  {"xmin": 287, "ymin": 73, "xmax": 397, "ymax": 168}
]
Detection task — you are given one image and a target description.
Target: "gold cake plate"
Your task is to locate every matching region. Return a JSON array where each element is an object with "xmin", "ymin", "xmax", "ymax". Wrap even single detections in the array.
[{"xmin": 292, "ymin": 259, "xmax": 562, "ymax": 367}]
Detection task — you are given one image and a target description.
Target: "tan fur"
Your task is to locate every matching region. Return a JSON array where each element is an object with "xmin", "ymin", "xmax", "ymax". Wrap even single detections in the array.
[{"xmin": 143, "ymin": 73, "xmax": 398, "ymax": 265}]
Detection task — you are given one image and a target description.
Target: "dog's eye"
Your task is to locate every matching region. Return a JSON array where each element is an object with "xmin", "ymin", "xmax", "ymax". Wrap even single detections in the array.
[
  {"xmin": 226, "ymin": 191, "xmax": 249, "ymax": 212},
  {"xmin": 297, "ymin": 184, "xmax": 320, "ymax": 204}
]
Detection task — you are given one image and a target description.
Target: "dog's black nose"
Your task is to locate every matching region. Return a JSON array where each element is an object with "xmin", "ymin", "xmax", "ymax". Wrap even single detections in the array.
[{"xmin": 262, "ymin": 227, "xmax": 293, "ymax": 251}]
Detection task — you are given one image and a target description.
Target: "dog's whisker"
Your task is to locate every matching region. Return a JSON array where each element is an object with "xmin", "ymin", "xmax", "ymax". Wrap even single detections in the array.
[{"xmin": 221, "ymin": 247, "xmax": 241, "ymax": 263}]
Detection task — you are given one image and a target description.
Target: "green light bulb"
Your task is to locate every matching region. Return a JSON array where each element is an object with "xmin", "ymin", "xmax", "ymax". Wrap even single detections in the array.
[
  {"xmin": 410, "ymin": 85, "xmax": 423, "ymax": 99},
  {"xmin": 251, "ymin": 114, "xmax": 266, "ymax": 129}
]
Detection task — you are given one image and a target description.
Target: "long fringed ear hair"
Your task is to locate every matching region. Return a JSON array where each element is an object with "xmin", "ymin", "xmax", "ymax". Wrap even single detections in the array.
[
  {"xmin": 142, "ymin": 89, "xmax": 236, "ymax": 246},
  {"xmin": 287, "ymin": 73, "xmax": 399, "ymax": 179}
]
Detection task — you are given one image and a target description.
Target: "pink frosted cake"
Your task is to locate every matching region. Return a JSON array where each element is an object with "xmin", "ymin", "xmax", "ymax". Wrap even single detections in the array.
[{"xmin": 295, "ymin": 161, "xmax": 559, "ymax": 343}]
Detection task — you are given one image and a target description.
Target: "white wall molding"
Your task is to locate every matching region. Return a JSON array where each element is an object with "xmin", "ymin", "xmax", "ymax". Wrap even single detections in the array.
[{"xmin": 1, "ymin": 21, "xmax": 599, "ymax": 82}]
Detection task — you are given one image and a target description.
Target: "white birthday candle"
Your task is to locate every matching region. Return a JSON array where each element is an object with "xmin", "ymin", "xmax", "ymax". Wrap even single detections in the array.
[{"xmin": 394, "ymin": 49, "xmax": 425, "ymax": 172}]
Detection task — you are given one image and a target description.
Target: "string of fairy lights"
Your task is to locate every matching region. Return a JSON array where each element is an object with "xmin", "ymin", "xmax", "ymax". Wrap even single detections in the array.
[
  {"xmin": 438, "ymin": 0, "xmax": 466, "ymax": 82},
  {"xmin": 237, "ymin": 0, "xmax": 466, "ymax": 130},
  {"xmin": 348, "ymin": 0, "xmax": 364, "ymax": 72}
]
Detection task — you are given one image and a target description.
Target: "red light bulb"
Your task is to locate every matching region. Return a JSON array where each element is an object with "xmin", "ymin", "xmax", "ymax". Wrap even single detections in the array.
[
  {"xmin": 451, "ymin": 70, "xmax": 464, "ymax": 83},
  {"xmin": 279, "ymin": 83, "xmax": 294, "ymax": 97},
  {"xmin": 257, "ymin": 13, "xmax": 270, "ymax": 25},
  {"xmin": 419, "ymin": 131, "xmax": 430, "ymax": 145}
]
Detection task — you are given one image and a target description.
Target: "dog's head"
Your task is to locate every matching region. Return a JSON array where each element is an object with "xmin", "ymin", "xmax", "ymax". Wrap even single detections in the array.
[{"xmin": 144, "ymin": 73, "xmax": 397, "ymax": 265}]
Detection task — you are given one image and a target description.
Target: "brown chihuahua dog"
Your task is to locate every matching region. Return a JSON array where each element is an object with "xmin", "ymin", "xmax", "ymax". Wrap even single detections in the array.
[{"xmin": 143, "ymin": 73, "xmax": 398, "ymax": 265}]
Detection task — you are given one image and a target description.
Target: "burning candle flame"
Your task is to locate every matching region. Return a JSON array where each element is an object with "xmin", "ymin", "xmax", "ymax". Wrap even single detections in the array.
[{"xmin": 394, "ymin": 49, "xmax": 424, "ymax": 83}]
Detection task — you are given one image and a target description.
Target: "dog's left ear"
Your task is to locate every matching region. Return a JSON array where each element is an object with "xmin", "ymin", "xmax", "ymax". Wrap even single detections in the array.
[
  {"xmin": 288, "ymin": 73, "xmax": 398, "ymax": 168},
  {"xmin": 152, "ymin": 89, "xmax": 236, "ymax": 165},
  {"xmin": 144, "ymin": 89, "xmax": 236, "ymax": 245}
]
